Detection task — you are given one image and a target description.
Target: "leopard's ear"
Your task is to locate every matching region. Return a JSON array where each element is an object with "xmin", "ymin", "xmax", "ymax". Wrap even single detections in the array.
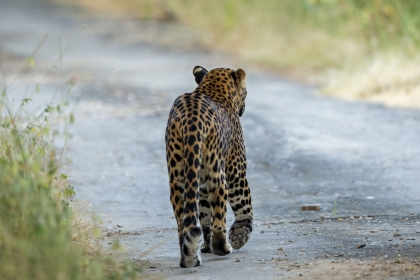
[
  {"xmin": 193, "ymin": 66, "xmax": 208, "ymax": 85},
  {"xmin": 232, "ymin": 68, "xmax": 247, "ymax": 89}
]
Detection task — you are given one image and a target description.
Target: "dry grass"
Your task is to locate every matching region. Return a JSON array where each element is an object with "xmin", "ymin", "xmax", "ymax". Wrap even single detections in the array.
[
  {"xmin": 70, "ymin": 203, "xmax": 102, "ymax": 256},
  {"xmin": 323, "ymin": 54, "xmax": 420, "ymax": 108}
]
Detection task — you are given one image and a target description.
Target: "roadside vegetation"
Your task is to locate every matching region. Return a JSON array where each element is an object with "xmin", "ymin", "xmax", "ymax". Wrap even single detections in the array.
[
  {"xmin": 55, "ymin": 0, "xmax": 420, "ymax": 108},
  {"xmin": 0, "ymin": 39, "xmax": 138, "ymax": 279}
]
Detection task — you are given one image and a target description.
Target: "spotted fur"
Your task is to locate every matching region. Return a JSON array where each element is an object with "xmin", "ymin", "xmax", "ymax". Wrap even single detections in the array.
[{"xmin": 165, "ymin": 66, "xmax": 253, "ymax": 268}]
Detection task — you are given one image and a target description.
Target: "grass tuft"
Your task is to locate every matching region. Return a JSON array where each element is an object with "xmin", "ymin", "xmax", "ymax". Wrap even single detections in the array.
[{"xmin": 0, "ymin": 40, "xmax": 139, "ymax": 279}]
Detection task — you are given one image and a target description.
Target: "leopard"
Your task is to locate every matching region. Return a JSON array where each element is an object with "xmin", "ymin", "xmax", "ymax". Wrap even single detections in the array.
[{"xmin": 165, "ymin": 66, "xmax": 253, "ymax": 268}]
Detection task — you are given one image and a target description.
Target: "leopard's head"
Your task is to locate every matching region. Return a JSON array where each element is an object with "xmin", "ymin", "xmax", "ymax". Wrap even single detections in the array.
[{"xmin": 193, "ymin": 66, "xmax": 247, "ymax": 117}]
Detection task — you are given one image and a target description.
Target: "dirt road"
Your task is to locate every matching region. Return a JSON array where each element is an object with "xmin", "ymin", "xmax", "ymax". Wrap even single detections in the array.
[{"xmin": 1, "ymin": 1, "xmax": 420, "ymax": 279}]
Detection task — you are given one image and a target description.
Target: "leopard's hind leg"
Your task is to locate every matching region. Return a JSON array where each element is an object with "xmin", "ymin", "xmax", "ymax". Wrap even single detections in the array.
[
  {"xmin": 227, "ymin": 169, "xmax": 253, "ymax": 250},
  {"xmin": 177, "ymin": 132, "xmax": 205, "ymax": 268},
  {"xmin": 206, "ymin": 164, "xmax": 232, "ymax": 256},
  {"xmin": 166, "ymin": 135, "xmax": 187, "ymax": 265},
  {"xmin": 167, "ymin": 128, "xmax": 203, "ymax": 267}
]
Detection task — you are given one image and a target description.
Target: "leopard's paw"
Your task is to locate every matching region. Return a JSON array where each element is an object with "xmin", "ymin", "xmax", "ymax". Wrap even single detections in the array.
[
  {"xmin": 180, "ymin": 226, "xmax": 203, "ymax": 268},
  {"xmin": 211, "ymin": 231, "xmax": 232, "ymax": 256},
  {"xmin": 229, "ymin": 219, "xmax": 252, "ymax": 250}
]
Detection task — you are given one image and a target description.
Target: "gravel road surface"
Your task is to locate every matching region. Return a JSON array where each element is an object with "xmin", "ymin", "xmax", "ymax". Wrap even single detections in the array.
[{"xmin": 1, "ymin": 1, "xmax": 420, "ymax": 279}]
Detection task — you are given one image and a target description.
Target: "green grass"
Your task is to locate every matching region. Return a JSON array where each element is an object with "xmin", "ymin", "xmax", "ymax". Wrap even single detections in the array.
[
  {"xmin": 161, "ymin": 0, "xmax": 420, "ymax": 106},
  {"xmin": 122, "ymin": 0, "xmax": 419, "ymax": 70},
  {"xmin": 54, "ymin": 0, "xmax": 420, "ymax": 68},
  {"xmin": 55, "ymin": 0, "xmax": 420, "ymax": 106},
  {"xmin": 61, "ymin": 0, "xmax": 419, "ymax": 107},
  {"xmin": 0, "ymin": 41, "xmax": 139, "ymax": 279}
]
